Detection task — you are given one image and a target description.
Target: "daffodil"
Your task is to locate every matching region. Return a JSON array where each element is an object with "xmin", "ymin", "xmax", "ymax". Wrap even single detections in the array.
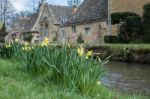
[
  {"xmin": 24, "ymin": 42, "xmax": 29, "ymax": 46},
  {"xmin": 15, "ymin": 38, "xmax": 19, "ymax": 42},
  {"xmin": 5, "ymin": 44, "xmax": 11, "ymax": 48},
  {"xmin": 86, "ymin": 50, "xmax": 93, "ymax": 59},
  {"xmin": 77, "ymin": 47, "xmax": 84, "ymax": 56},
  {"xmin": 22, "ymin": 46, "xmax": 32, "ymax": 51},
  {"xmin": 44, "ymin": 37, "xmax": 49, "ymax": 42},
  {"xmin": 41, "ymin": 42, "xmax": 46, "ymax": 47},
  {"xmin": 97, "ymin": 81, "xmax": 101, "ymax": 85},
  {"xmin": 41, "ymin": 37, "xmax": 49, "ymax": 47},
  {"xmin": 87, "ymin": 51, "xmax": 93, "ymax": 56},
  {"xmin": 22, "ymin": 47, "xmax": 27, "ymax": 51}
]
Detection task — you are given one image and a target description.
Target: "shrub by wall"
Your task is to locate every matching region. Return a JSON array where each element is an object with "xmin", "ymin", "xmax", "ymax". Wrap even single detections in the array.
[
  {"xmin": 111, "ymin": 12, "xmax": 143, "ymax": 39},
  {"xmin": 143, "ymin": 3, "xmax": 150, "ymax": 43},
  {"xmin": 104, "ymin": 35, "xmax": 120, "ymax": 43},
  {"xmin": 77, "ymin": 33, "xmax": 84, "ymax": 44}
]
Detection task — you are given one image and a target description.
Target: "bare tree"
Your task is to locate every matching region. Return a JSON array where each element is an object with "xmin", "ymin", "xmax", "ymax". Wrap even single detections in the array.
[
  {"xmin": 0, "ymin": 0, "xmax": 15, "ymax": 31},
  {"xmin": 68, "ymin": 0, "xmax": 82, "ymax": 7},
  {"xmin": 25, "ymin": 0, "xmax": 41, "ymax": 12}
]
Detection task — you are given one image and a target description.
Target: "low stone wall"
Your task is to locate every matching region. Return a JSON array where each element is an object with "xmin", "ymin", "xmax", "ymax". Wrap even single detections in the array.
[{"xmin": 87, "ymin": 45, "xmax": 150, "ymax": 64}]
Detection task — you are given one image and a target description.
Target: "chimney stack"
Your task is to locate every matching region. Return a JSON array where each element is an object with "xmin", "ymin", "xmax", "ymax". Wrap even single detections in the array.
[
  {"xmin": 73, "ymin": 5, "xmax": 78, "ymax": 14},
  {"xmin": 39, "ymin": 0, "xmax": 45, "ymax": 13}
]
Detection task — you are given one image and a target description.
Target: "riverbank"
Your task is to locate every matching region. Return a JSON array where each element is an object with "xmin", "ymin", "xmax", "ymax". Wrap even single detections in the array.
[
  {"xmin": 0, "ymin": 59, "xmax": 147, "ymax": 99},
  {"xmin": 86, "ymin": 44, "xmax": 150, "ymax": 64}
]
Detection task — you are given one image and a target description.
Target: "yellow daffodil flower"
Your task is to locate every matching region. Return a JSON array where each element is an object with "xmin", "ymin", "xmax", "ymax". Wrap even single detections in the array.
[
  {"xmin": 15, "ymin": 38, "xmax": 19, "ymax": 42},
  {"xmin": 5, "ymin": 44, "xmax": 11, "ymax": 48},
  {"xmin": 41, "ymin": 42, "xmax": 46, "ymax": 47},
  {"xmin": 97, "ymin": 81, "xmax": 101, "ymax": 85},
  {"xmin": 44, "ymin": 37, "xmax": 49, "ymax": 42},
  {"xmin": 41, "ymin": 37, "xmax": 49, "ymax": 47},
  {"xmin": 86, "ymin": 50, "xmax": 93, "ymax": 59},
  {"xmin": 77, "ymin": 47, "xmax": 84, "ymax": 56},
  {"xmin": 22, "ymin": 46, "xmax": 32, "ymax": 51},
  {"xmin": 24, "ymin": 42, "xmax": 29, "ymax": 46},
  {"xmin": 87, "ymin": 51, "xmax": 93, "ymax": 57}
]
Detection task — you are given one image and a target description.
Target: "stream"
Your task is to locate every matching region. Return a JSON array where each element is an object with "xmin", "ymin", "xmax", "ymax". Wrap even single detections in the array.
[{"xmin": 102, "ymin": 62, "xmax": 150, "ymax": 96}]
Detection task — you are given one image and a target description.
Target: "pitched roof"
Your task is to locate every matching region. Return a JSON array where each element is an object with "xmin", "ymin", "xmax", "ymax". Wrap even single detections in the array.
[
  {"xmin": 48, "ymin": 4, "xmax": 73, "ymax": 24},
  {"xmin": 65, "ymin": 0, "xmax": 108, "ymax": 25},
  {"xmin": 48, "ymin": 5, "xmax": 73, "ymax": 19},
  {"xmin": 23, "ymin": 13, "xmax": 38, "ymax": 32}
]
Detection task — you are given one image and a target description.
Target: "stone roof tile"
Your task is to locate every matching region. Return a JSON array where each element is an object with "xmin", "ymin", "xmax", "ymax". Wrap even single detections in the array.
[{"xmin": 65, "ymin": 0, "xmax": 108, "ymax": 25}]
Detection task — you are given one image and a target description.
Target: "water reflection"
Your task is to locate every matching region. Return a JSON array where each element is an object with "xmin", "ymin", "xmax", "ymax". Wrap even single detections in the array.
[{"xmin": 102, "ymin": 62, "xmax": 150, "ymax": 96}]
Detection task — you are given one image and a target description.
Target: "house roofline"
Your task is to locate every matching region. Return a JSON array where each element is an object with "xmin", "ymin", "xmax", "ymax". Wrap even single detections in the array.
[{"xmin": 62, "ymin": 19, "xmax": 108, "ymax": 27}]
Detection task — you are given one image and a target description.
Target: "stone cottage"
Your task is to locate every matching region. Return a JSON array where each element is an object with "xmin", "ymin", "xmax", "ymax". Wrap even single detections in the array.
[
  {"xmin": 59, "ymin": 0, "xmax": 108, "ymax": 44},
  {"xmin": 6, "ymin": 1, "xmax": 73, "ymax": 43},
  {"xmin": 32, "ymin": 1, "xmax": 73, "ymax": 42},
  {"xmin": 5, "ymin": 13, "xmax": 39, "ymax": 43}
]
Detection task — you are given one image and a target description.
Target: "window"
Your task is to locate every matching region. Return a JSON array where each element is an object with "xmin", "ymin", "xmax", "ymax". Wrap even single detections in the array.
[
  {"xmin": 72, "ymin": 25, "xmax": 77, "ymax": 33},
  {"xmin": 85, "ymin": 27, "xmax": 90, "ymax": 35},
  {"xmin": 36, "ymin": 36, "xmax": 40, "ymax": 38},
  {"xmin": 62, "ymin": 30, "xmax": 65, "ymax": 38},
  {"xmin": 61, "ymin": 19, "xmax": 66, "ymax": 24},
  {"xmin": 45, "ymin": 23, "xmax": 49, "ymax": 37},
  {"xmin": 61, "ymin": 19, "xmax": 64, "ymax": 24},
  {"xmin": 45, "ymin": 23, "xmax": 48, "ymax": 28}
]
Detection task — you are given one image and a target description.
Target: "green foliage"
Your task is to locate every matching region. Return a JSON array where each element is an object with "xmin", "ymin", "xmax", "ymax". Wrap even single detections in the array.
[
  {"xmin": 111, "ymin": 12, "xmax": 142, "ymax": 38},
  {"xmin": 111, "ymin": 12, "xmax": 139, "ymax": 24},
  {"xmin": 0, "ymin": 60, "xmax": 145, "ymax": 99},
  {"xmin": 0, "ymin": 45, "xmax": 13, "ymax": 58},
  {"xmin": 77, "ymin": 33, "xmax": 84, "ymax": 44},
  {"xmin": 6, "ymin": 43, "xmax": 105, "ymax": 94},
  {"xmin": 104, "ymin": 35, "xmax": 120, "ymax": 44},
  {"xmin": 129, "ymin": 39, "xmax": 144, "ymax": 44},
  {"xmin": 0, "ymin": 42, "xmax": 22, "ymax": 59},
  {"xmin": 126, "ymin": 16, "xmax": 142, "ymax": 37},
  {"xmin": 143, "ymin": 3, "xmax": 150, "ymax": 43}
]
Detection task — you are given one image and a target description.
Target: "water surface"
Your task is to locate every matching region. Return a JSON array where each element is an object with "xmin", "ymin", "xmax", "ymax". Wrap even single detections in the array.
[{"xmin": 102, "ymin": 62, "xmax": 150, "ymax": 96}]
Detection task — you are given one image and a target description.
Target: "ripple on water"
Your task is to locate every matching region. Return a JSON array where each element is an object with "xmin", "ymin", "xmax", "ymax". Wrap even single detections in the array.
[{"xmin": 101, "ymin": 62, "xmax": 150, "ymax": 96}]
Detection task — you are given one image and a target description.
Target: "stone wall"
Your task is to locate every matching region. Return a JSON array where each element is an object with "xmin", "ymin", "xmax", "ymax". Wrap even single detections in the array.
[
  {"xmin": 111, "ymin": 0, "xmax": 150, "ymax": 16},
  {"xmin": 87, "ymin": 45, "xmax": 150, "ymax": 64},
  {"xmin": 61, "ymin": 21, "xmax": 107, "ymax": 44},
  {"xmin": 111, "ymin": 24, "xmax": 119, "ymax": 36}
]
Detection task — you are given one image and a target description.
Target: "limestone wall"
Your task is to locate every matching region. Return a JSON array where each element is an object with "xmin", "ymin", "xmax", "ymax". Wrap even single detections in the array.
[
  {"xmin": 61, "ymin": 21, "xmax": 107, "ymax": 44},
  {"xmin": 111, "ymin": 0, "xmax": 150, "ymax": 16}
]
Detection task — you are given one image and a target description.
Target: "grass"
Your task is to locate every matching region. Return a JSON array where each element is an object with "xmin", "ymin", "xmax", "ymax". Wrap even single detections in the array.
[
  {"xmin": 85, "ymin": 43, "xmax": 150, "ymax": 49},
  {"xmin": 0, "ymin": 59, "xmax": 148, "ymax": 99}
]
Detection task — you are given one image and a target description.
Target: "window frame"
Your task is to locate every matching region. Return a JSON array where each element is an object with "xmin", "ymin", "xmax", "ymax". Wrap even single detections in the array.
[
  {"xmin": 85, "ymin": 27, "xmax": 91, "ymax": 35},
  {"xmin": 72, "ymin": 25, "xmax": 77, "ymax": 33}
]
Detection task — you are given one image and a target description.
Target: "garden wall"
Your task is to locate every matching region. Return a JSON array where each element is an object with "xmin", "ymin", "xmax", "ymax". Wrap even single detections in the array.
[{"xmin": 87, "ymin": 45, "xmax": 150, "ymax": 64}]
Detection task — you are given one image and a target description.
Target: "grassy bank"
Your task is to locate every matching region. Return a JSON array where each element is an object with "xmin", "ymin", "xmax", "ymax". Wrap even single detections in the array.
[
  {"xmin": 85, "ymin": 44, "xmax": 150, "ymax": 49},
  {"xmin": 0, "ymin": 59, "xmax": 147, "ymax": 99},
  {"xmin": 86, "ymin": 44, "xmax": 150, "ymax": 64}
]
